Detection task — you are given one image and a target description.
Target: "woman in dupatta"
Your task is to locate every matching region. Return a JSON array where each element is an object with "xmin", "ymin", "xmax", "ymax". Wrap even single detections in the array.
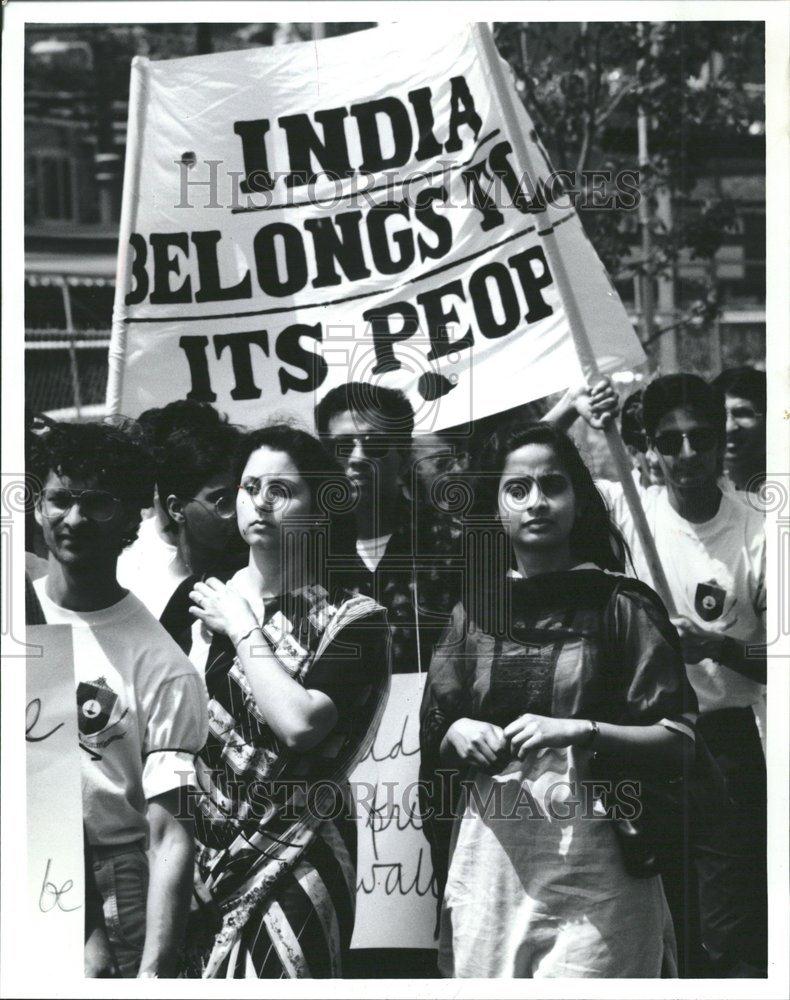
[
  {"xmin": 187, "ymin": 425, "xmax": 389, "ymax": 978},
  {"xmin": 419, "ymin": 423, "xmax": 698, "ymax": 978}
]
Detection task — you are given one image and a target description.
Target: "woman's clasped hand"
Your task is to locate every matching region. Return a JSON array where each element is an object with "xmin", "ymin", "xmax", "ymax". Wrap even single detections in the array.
[{"xmin": 444, "ymin": 713, "xmax": 591, "ymax": 769}]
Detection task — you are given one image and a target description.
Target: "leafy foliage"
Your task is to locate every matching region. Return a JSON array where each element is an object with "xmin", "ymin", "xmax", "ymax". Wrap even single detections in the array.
[{"xmin": 493, "ymin": 21, "xmax": 764, "ymax": 289}]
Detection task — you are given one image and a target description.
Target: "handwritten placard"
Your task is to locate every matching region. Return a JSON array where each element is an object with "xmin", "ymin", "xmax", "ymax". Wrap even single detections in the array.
[
  {"xmin": 26, "ymin": 625, "xmax": 84, "ymax": 975},
  {"xmin": 350, "ymin": 672, "xmax": 437, "ymax": 950}
]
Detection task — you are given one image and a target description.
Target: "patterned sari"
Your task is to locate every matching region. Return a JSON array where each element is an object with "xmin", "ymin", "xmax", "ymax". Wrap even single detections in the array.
[{"xmin": 190, "ymin": 577, "xmax": 390, "ymax": 978}]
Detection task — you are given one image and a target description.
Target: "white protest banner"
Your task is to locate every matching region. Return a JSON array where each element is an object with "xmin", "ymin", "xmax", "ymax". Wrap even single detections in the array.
[
  {"xmin": 350, "ymin": 672, "xmax": 437, "ymax": 950},
  {"xmin": 26, "ymin": 625, "xmax": 84, "ymax": 976},
  {"xmin": 108, "ymin": 22, "xmax": 645, "ymax": 429}
]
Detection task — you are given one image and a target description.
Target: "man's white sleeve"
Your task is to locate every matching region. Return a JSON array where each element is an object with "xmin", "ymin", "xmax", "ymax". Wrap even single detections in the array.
[{"xmin": 142, "ymin": 673, "xmax": 209, "ymax": 799}]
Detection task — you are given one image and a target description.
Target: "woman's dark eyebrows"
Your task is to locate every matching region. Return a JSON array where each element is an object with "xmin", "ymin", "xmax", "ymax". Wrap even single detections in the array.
[{"xmin": 502, "ymin": 471, "xmax": 565, "ymax": 480}]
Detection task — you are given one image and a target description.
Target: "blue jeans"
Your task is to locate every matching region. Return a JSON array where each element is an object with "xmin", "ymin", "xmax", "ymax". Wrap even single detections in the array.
[{"xmin": 91, "ymin": 844, "xmax": 149, "ymax": 977}]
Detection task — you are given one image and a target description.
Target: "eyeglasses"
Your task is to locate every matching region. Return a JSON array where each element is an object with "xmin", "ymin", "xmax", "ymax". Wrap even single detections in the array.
[
  {"xmin": 38, "ymin": 488, "xmax": 121, "ymax": 522},
  {"xmin": 727, "ymin": 404, "xmax": 762, "ymax": 427},
  {"xmin": 331, "ymin": 434, "xmax": 392, "ymax": 460},
  {"xmin": 652, "ymin": 428, "xmax": 719, "ymax": 457},
  {"xmin": 185, "ymin": 494, "xmax": 237, "ymax": 519},
  {"xmin": 420, "ymin": 452, "xmax": 458, "ymax": 475},
  {"xmin": 238, "ymin": 478, "xmax": 293, "ymax": 508}
]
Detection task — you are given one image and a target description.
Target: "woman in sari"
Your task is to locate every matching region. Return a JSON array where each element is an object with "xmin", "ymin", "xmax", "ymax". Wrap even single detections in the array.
[
  {"xmin": 419, "ymin": 423, "xmax": 698, "ymax": 978},
  {"xmin": 187, "ymin": 424, "xmax": 389, "ymax": 978}
]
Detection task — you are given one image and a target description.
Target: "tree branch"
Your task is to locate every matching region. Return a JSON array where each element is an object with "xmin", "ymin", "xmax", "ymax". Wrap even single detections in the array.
[
  {"xmin": 597, "ymin": 77, "xmax": 637, "ymax": 126},
  {"xmin": 576, "ymin": 26, "xmax": 604, "ymax": 177}
]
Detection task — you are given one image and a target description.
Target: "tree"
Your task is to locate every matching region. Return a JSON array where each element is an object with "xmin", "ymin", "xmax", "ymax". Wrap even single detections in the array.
[{"xmin": 493, "ymin": 22, "xmax": 765, "ymax": 359}]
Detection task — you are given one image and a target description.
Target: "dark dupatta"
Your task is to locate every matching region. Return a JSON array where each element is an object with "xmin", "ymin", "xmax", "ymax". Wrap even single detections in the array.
[{"xmin": 418, "ymin": 568, "xmax": 699, "ymax": 905}]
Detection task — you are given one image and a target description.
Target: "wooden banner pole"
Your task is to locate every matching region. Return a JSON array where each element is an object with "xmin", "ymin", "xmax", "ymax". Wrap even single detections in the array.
[
  {"xmin": 105, "ymin": 56, "xmax": 148, "ymax": 417},
  {"xmin": 471, "ymin": 23, "xmax": 677, "ymax": 614}
]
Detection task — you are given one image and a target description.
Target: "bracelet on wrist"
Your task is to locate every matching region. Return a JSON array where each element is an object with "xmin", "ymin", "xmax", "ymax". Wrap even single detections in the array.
[
  {"xmin": 580, "ymin": 719, "xmax": 599, "ymax": 749},
  {"xmin": 234, "ymin": 625, "xmax": 261, "ymax": 648}
]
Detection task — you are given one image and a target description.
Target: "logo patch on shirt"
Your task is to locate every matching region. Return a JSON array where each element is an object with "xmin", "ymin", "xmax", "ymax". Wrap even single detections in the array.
[
  {"xmin": 694, "ymin": 581, "xmax": 727, "ymax": 622},
  {"xmin": 77, "ymin": 677, "xmax": 127, "ymax": 740}
]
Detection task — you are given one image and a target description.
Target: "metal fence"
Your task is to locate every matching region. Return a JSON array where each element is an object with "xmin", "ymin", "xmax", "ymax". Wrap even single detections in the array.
[
  {"xmin": 25, "ymin": 273, "xmax": 112, "ymax": 419},
  {"xmin": 26, "ymin": 329, "xmax": 110, "ymax": 418}
]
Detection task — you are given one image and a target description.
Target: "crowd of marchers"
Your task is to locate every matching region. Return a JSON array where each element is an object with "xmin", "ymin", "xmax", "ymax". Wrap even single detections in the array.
[{"xmin": 25, "ymin": 366, "xmax": 767, "ymax": 979}]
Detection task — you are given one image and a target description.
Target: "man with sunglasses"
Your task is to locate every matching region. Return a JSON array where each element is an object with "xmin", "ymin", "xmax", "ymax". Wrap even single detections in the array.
[
  {"xmin": 315, "ymin": 382, "xmax": 413, "ymax": 567},
  {"xmin": 315, "ymin": 383, "xmax": 462, "ymax": 979},
  {"xmin": 635, "ymin": 375, "xmax": 766, "ymax": 705},
  {"xmin": 581, "ymin": 373, "xmax": 767, "ymax": 976},
  {"xmin": 31, "ymin": 421, "xmax": 208, "ymax": 977},
  {"xmin": 315, "ymin": 383, "xmax": 462, "ymax": 676}
]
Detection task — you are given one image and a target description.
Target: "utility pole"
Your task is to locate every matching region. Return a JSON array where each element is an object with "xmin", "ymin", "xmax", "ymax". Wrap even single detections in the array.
[
  {"xmin": 89, "ymin": 30, "xmax": 120, "ymax": 227},
  {"xmin": 656, "ymin": 188, "xmax": 679, "ymax": 370},
  {"xmin": 636, "ymin": 23, "xmax": 656, "ymax": 365},
  {"xmin": 637, "ymin": 22, "xmax": 678, "ymax": 372},
  {"xmin": 706, "ymin": 44, "xmax": 723, "ymax": 376},
  {"xmin": 637, "ymin": 99, "xmax": 656, "ymax": 355}
]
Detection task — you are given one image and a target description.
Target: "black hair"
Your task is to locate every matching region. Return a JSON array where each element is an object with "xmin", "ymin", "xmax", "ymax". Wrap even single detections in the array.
[
  {"xmin": 314, "ymin": 382, "xmax": 415, "ymax": 440},
  {"xmin": 711, "ymin": 366, "xmax": 766, "ymax": 415},
  {"xmin": 157, "ymin": 421, "xmax": 243, "ymax": 521},
  {"xmin": 137, "ymin": 399, "xmax": 234, "ymax": 515},
  {"xmin": 25, "ymin": 419, "xmax": 53, "ymax": 554},
  {"xmin": 33, "ymin": 421, "xmax": 156, "ymax": 547},
  {"xmin": 620, "ymin": 388, "xmax": 647, "ymax": 452},
  {"xmin": 641, "ymin": 373, "xmax": 725, "ymax": 442},
  {"xmin": 471, "ymin": 422, "xmax": 628, "ymax": 575},
  {"xmin": 138, "ymin": 399, "xmax": 227, "ymax": 451},
  {"xmin": 233, "ymin": 423, "xmax": 360, "ymax": 588},
  {"xmin": 26, "ymin": 423, "xmax": 51, "ymax": 496}
]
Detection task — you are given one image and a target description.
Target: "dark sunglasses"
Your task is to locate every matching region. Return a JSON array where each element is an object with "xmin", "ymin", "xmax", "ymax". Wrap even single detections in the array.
[
  {"xmin": 652, "ymin": 428, "xmax": 719, "ymax": 457},
  {"xmin": 38, "ymin": 487, "xmax": 121, "ymax": 522},
  {"xmin": 331, "ymin": 434, "xmax": 392, "ymax": 460}
]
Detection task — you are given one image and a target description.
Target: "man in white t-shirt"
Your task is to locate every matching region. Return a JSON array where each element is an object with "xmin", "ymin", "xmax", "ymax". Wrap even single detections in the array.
[
  {"xmin": 32, "ymin": 421, "xmax": 208, "ymax": 978},
  {"xmin": 579, "ymin": 373, "xmax": 767, "ymax": 975}
]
